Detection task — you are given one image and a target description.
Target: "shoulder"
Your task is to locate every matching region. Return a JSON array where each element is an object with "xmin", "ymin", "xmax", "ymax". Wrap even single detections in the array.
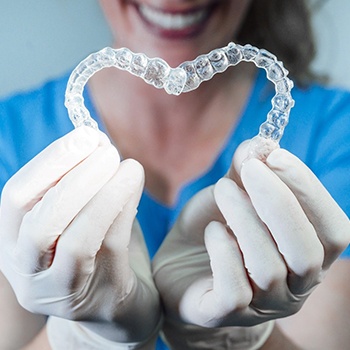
[
  {"xmin": 280, "ymin": 82, "xmax": 350, "ymax": 233},
  {"xmin": 0, "ymin": 73, "xmax": 70, "ymax": 123},
  {"xmin": 0, "ymin": 73, "xmax": 73, "ymax": 135},
  {"xmin": 281, "ymin": 82, "xmax": 350, "ymax": 160},
  {"xmin": 0, "ymin": 73, "xmax": 74, "ymax": 193},
  {"xmin": 248, "ymin": 73, "xmax": 350, "ymax": 155},
  {"xmin": 250, "ymin": 73, "xmax": 350, "ymax": 163},
  {"xmin": 293, "ymin": 82, "xmax": 350, "ymax": 122}
]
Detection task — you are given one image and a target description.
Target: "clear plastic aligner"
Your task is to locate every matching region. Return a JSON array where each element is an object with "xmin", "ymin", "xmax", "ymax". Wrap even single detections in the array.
[{"xmin": 65, "ymin": 43, "xmax": 294, "ymax": 158}]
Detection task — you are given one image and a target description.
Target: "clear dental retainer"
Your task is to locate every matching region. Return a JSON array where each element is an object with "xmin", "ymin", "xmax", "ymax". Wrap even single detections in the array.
[{"xmin": 65, "ymin": 42, "xmax": 294, "ymax": 160}]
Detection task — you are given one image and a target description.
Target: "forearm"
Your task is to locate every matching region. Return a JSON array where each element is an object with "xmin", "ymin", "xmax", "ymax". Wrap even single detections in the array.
[
  {"xmin": 274, "ymin": 260, "xmax": 350, "ymax": 350},
  {"xmin": 22, "ymin": 299, "xmax": 161, "ymax": 350},
  {"xmin": 21, "ymin": 327, "xmax": 51, "ymax": 350},
  {"xmin": 260, "ymin": 324, "xmax": 302, "ymax": 350},
  {"xmin": 0, "ymin": 271, "xmax": 47, "ymax": 349},
  {"xmin": 161, "ymin": 317, "xmax": 275, "ymax": 350},
  {"xmin": 78, "ymin": 283, "xmax": 161, "ymax": 343},
  {"xmin": 46, "ymin": 316, "xmax": 160, "ymax": 350},
  {"xmin": 44, "ymin": 273, "xmax": 162, "ymax": 350}
]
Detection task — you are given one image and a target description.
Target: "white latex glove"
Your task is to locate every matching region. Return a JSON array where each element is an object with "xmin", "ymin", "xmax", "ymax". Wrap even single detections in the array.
[
  {"xmin": 0, "ymin": 127, "xmax": 161, "ymax": 348},
  {"xmin": 0, "ymin": 271, "xmax": 47, "ymax": 349},
  {"xmin": 153, "ymin": 140, "xmax": 350, "ymax": 349}
]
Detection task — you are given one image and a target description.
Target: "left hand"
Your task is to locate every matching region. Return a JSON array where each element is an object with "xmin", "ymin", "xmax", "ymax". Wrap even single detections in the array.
[
  {"xmin": 152, "ymin": 140, "xmax": 350, "ymax": 347},
  {"xmin": 0, "ymin": 128, "xmax": 160, "ymax": 345}
]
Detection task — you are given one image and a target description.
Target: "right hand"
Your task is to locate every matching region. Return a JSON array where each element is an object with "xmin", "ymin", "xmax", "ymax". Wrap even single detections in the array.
[
  {"xmin": 153, "ymin": 139, "xmax": 350, "ymax": 349},
  {"xmin": 0, "ymin": 127, "xmax": 161, "ymax": 343}
]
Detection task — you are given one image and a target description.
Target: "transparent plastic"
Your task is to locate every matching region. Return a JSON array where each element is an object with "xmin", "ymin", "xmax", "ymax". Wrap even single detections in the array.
[{"xmin": 65, "ymin": 42, "xmax": 295, "ymax": 158}]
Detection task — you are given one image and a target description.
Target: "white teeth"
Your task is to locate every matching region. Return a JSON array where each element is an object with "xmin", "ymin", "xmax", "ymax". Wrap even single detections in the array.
[{"xmin": 139, "ymin": 4, "xmax": 207, "ymax": 30}]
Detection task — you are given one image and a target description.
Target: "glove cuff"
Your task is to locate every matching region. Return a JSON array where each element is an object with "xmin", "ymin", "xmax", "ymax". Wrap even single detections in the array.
[
  {"xmin": 250, "ymin": 320, "xmax": 275, "ymax": 350},
  {"xmin": 162, "ymin": 318, "xmax": 275, "ymax": 350},
  {"xmin": 47, "ymin": 316, "xmax": 162, "ymax": 350}
]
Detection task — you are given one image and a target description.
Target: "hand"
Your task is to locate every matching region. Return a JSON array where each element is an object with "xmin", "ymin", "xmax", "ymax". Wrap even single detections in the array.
[
  {"xmin": 0, "ymin": 127, "xmax": 160, "ymax": 345},
  {"xmin": 152, "ymin": 140, "xmax": 350, "ymax": 348}
]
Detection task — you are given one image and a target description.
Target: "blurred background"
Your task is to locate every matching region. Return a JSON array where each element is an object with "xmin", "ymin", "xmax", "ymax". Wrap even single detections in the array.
[{"xmin": 0, "ymin": 0, "xmax": 349, "ymax": 98}]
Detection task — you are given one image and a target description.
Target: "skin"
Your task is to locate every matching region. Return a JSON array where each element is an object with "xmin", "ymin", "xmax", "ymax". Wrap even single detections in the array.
[
  {"xmin": 90, "ymin": 0, "xmax": 254, "ymax": 205},
  {"xmin": 98, "ymin": 0, "xmax": 252, "ymax": 66},
  {"xmin": 3, "ymin": 0, "xmax": 350, "ymax": 348}
]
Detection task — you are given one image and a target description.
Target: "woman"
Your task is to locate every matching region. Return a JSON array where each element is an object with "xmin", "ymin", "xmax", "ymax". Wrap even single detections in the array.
[{"xmin": 0, "ymin": 0, "xmax": 349, "ymax": 349}]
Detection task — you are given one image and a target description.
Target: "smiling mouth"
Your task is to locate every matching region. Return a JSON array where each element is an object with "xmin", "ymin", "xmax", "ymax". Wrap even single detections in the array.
[{"xmin": 136, "ymin": 3, "xmax": 215, "ymax": 38}]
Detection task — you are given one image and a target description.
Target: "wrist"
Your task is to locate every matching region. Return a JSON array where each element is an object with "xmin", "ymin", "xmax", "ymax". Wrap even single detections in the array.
[
  {"xmin": 162, "ymin": 318, "xmax": 275, "ymax": 350},
  {"xmin": 80, "ymin": 274, "xmax": 161, "ymax": 343},
  {"xmin": 47, "ymin": 316, "xmax": 162, "ymax": 350},
  {"xmin": 259, "ymin": 323, "xmax": 302, "ymax": 350}
]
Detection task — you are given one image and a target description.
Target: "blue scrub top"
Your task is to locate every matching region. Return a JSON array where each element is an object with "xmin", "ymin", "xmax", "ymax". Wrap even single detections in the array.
[
  {"xmin": 1, "ymin": 70, "xmax": 350, "ymax": 350},
  {"xmin": 1, "ymin": 70, "xmax": 350, "ymax": 260}
]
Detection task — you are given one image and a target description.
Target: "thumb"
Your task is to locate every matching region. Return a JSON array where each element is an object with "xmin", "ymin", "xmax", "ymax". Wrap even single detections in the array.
[
  {"xmin": 227, "ymin": 137, "xmax": 279, "ymax": 186},
  {"xmin": 176, "ymin": 186, "xmax": 224, "ymax": 245},
  {"xmin": 226, "ymin": 140, "xmax": 251, "ymax": 187}
]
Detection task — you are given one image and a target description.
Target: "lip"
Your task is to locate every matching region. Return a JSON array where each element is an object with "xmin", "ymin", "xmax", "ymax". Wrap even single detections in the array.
[{"xmin": 133, "ymin": 2, "xmax": 218, "ymax": 40}]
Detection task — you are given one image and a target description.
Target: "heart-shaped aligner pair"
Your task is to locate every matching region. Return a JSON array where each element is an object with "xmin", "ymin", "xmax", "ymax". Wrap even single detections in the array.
[{"xmin": 65, "ymin": 42, "xmax": 294, "ymax": 151}]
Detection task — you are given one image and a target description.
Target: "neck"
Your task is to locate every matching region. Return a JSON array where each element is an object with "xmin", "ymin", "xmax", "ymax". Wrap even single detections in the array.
[{"xmin": 88, "ymin": 63, "xmax": 256, "ymax": 205}]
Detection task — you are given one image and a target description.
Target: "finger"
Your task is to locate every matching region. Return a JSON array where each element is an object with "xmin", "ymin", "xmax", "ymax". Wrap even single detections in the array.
[
  {"xmin": 99, "ymin": 159, "xmax": 144, "ymax": 262},
  {"xmin": 205, "ymin": 221, "xmax": 252, "ymax": 309},
  {"xmin": 176, "ymin": 186, "xmax": 224, "ymax": 246},
  {"xmin": 98, "ymin": 159, "xmax": 145, "ymax": 295},
  {"xmin": 226, "ymin": 137, "xmax": 279, "ymax": 186},
  {"xmin": 241, "ymin": 158, "xmax": 324, "ymax": 294},
  {"xmin": 180, "ymin": 221, "xmax": 252, "ymax": 327},
  {"xmin": 14, "ymin": 143, "xmax": 120, "ymax": 273},
  {"xmin": 128, "ymin": 221, "xmax": 154, "ymax": 286},
  {"xmin": 51, "ymin": 159, "xmax": 143, "ymax": 283},
  {"xmin": 214, "ymin": 178, "xmax": 288, "ymax": 294},
  {"xmin": 226, "ymin": 140, "xmax": 251, "ymax": 187},
  {"xmin": 267, "ymin": 149, "xmax": 350, "ymax": 268},
  {"xmin": 0, "ymin": 126, "xmax": 104, "ymax": 245}
]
